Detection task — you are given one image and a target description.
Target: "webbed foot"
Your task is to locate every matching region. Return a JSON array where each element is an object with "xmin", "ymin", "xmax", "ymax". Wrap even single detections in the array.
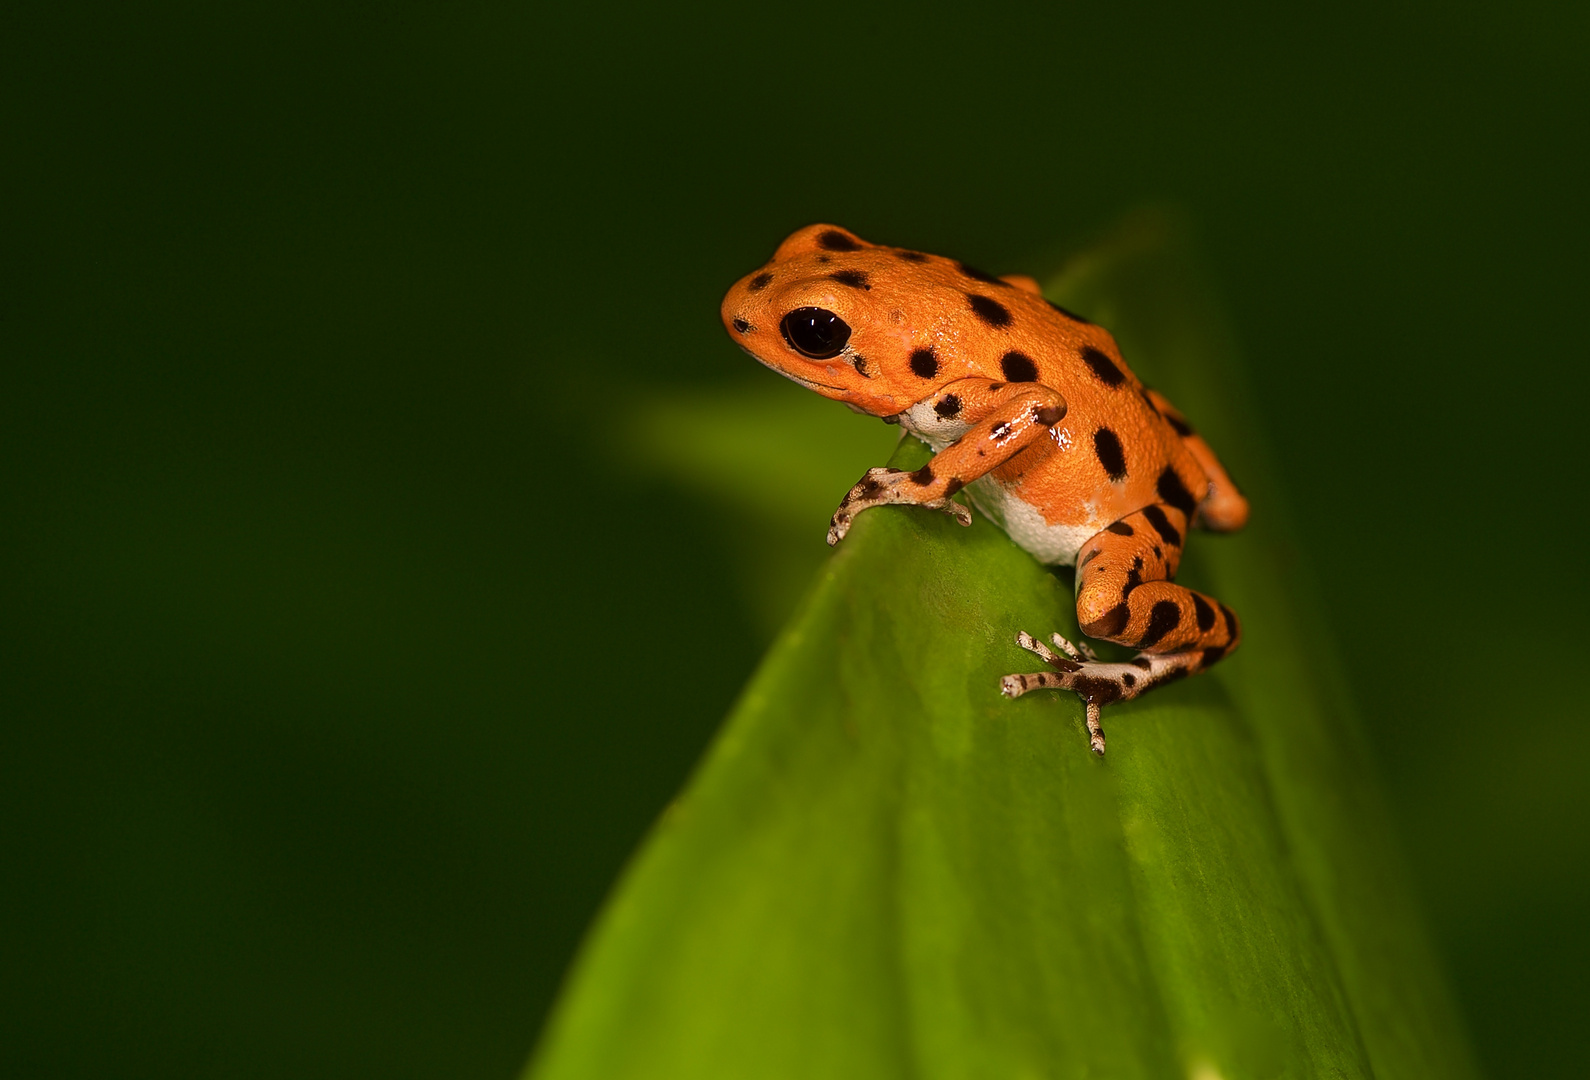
[{"xmin": 1000, "ymin": 630, "xmax": 1203, "ymax": 756}]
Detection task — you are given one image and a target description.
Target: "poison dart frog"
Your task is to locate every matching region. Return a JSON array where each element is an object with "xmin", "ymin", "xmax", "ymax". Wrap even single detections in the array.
[{"xmin": 721, "ymin": 224, "xmax": 1249, "ymax": 755}]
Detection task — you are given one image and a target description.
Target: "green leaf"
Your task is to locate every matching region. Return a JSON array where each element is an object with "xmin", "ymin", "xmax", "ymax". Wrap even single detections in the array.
[
  {"xmin": 527, "ymin": 213, "xmax": 1481, "ymax": 1080},
  {"xmin": 614, "ymin": 384, "xmax": 898, "ymax": 636}
]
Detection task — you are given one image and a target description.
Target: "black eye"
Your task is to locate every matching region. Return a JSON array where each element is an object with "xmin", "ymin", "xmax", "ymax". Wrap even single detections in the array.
[{"xmin": 780, "ymin": 307, "xmax": 852, "ymax": 359}]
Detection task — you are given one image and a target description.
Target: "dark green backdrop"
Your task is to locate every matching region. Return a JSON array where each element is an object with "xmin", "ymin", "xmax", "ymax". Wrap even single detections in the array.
[{"xmin": 6, "ymin": 3, "xmax": 1586, "ymax": 1078}]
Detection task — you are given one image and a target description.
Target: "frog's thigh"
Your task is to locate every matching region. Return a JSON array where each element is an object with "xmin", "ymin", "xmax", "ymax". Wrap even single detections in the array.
[{"xmin": 1073, "ymin": 505, "xmax": 1241, "ymax": 658}]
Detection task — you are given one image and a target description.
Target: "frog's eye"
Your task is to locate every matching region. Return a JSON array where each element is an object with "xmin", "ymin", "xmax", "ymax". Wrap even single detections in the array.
[{"xmin": 780, "ymin": 307, "xmax": 852, "ymax": 360}]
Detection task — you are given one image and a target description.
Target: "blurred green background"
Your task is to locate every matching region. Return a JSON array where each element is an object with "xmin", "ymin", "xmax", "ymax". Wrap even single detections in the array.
[{"xmin": 5, "ymin": 2, "xmax": 1586, "ymax": 1078}]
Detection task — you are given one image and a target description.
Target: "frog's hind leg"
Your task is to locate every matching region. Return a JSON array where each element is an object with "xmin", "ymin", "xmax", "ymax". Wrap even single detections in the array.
[
  {"xmin": 1000, "ymin": 502, "xmax": 1241, "ymax": 754},
  {"xmin": 1071, "ymin": 502, "xmax": 1240, "ymax": 658},
  {"xmin": 1144, "ymin": 387, "xmax": 1249, "ymax": 532}
]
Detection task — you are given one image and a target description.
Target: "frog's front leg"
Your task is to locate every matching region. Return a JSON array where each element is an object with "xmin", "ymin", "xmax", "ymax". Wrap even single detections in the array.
[
  {"xmin": 827, "ymin": 383, "xmax": 1067, "ymax": 546},
  {"xmin": 826, "ymin": 467, "xmax": 972, "ymax": 546}
]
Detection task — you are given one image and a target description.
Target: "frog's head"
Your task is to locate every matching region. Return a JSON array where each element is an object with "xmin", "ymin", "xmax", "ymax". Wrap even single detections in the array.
[{"xmin": 721, "ymin": 223, "xmax": 940, "ymax": 417}]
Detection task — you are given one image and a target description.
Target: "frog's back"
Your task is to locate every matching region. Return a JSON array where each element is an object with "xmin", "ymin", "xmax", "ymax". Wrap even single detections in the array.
[{"xmin": 885, "ymin": 266, "xmax": 1206, "ymax": 565}]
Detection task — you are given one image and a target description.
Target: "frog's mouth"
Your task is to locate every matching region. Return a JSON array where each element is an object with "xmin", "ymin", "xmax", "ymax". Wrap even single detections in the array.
[
  {"xmin": 735, "ymin": 343, "xmax": 850, "ymax": 395},
  {"xmin": 782, "ymin": 371, "xmax": 848, "ymax": 393}
]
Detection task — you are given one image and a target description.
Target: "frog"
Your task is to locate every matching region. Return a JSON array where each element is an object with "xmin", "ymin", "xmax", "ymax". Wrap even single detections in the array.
[{"xmin": 720, "ymin": 224, "xmax": 1249, "ymax": 755}]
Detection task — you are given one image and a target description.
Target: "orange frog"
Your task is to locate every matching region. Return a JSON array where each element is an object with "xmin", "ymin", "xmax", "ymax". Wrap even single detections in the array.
[{"xmin": 721, "ymin": 224, "xmax": 1249, "ymax": 755}]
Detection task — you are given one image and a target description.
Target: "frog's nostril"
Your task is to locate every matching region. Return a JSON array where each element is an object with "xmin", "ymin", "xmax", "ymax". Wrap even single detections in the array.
[{"xmin": 732, "ymin": 318, "xmax": 751, "ymax": 333}]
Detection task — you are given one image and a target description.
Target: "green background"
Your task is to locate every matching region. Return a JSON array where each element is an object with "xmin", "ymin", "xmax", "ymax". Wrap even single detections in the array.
[{"xmin": 5, "ymin": 3, "xmax": 1586, "ymax": 1078}]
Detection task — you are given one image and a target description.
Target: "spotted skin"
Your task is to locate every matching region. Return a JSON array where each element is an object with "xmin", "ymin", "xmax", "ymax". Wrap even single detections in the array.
[
  {"xmin": 1144, "ymin": 387, "xmax": 1248, "ymax": 531},
  {"xmin": 722, "ymin": 224, "xmax": 1250, "ymax": 754}
]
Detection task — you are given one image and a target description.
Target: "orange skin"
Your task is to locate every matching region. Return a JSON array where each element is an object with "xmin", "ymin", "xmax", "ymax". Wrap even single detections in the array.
[{"xmin": 722, "ymin": 224, "xmax": 1250, "ymax": 755}]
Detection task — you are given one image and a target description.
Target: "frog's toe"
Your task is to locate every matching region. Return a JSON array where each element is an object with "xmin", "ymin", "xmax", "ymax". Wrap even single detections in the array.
[
  {"xmin": 998, "ymin": 672, "xmax": 1031, "ymax": 698},
  {"xmin": 1000, "ymin": 668, "xmax": 1075, "ymax": 698},
  {"xmin": 1050, "ymin": 633, "xmax": 1098, "ymax": 661},
  {"xmin": 1012, "ymin": 630, "xmax": 1077, "ymax": 669},
  {"xmin": 920, "ymin": 497, "xmax": 973, "ymax": 528}
]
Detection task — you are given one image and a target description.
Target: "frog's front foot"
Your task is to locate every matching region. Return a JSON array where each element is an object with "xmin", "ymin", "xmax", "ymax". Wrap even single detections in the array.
[
  {"xmin": 1000, "ymin": 630, "xmax": 1203, "ymax": 756},
  {"xmin": 827, "ymin": 466, "xmax": 973, "ymax": 546}
]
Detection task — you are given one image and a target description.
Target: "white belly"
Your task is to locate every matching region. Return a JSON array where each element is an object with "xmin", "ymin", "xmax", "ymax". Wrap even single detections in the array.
[
  {"xmin": 898, "ymin": 403, "xmax": 1098, "ymax": 567},
  {"xmin": 966, "ymin": 479, "xmax": 1096, "ymax": 567}
]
